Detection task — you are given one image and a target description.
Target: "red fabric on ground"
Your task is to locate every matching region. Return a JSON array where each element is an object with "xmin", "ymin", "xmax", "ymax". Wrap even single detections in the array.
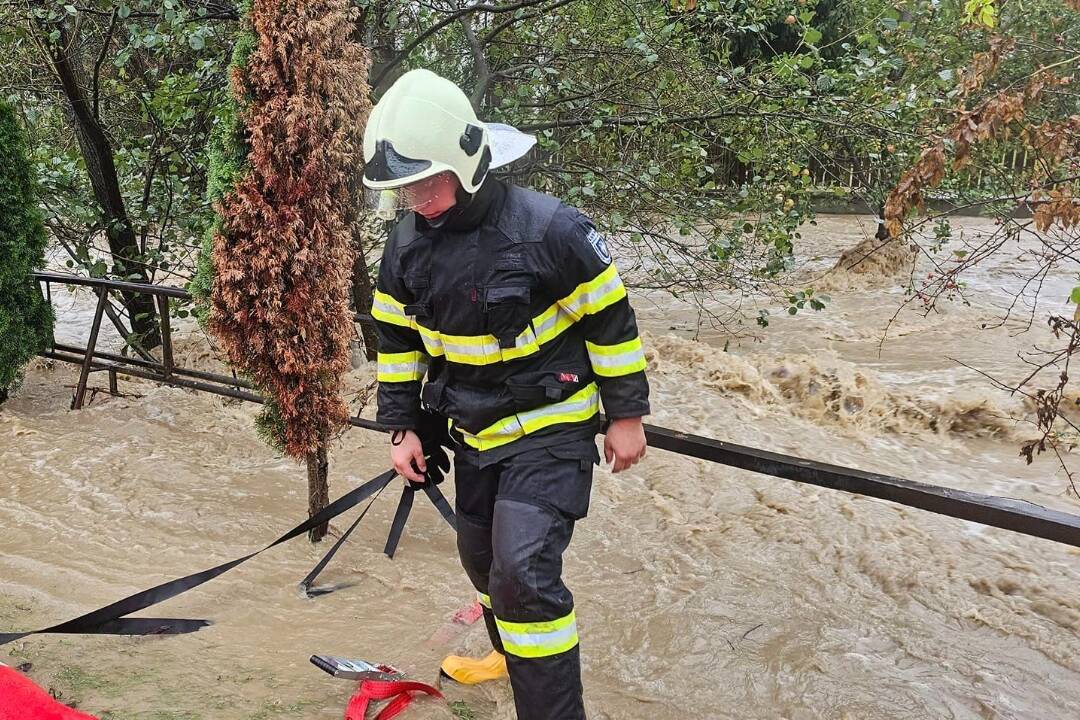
[
  {"xmin": 344, "ymin": 678, "xmax": 443, "ymax": 720},
  {"xmin": 0, "ymin": 665, "xmax": 99, "ymax": 720}
]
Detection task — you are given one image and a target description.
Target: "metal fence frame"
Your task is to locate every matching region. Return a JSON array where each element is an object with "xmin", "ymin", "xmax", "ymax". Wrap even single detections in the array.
[{"xmin": 31, "ymin": 270, "xmax": 1080, "ymax": 548}]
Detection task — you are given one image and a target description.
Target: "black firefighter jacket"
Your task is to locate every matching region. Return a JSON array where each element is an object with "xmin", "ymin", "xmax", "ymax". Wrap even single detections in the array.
[{"xmin": 372, "ymin": 179, "xmax": 650, "ymax": 461}]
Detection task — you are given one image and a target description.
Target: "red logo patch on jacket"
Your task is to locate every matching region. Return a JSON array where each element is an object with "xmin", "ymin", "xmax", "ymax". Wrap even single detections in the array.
[{"xmin": 558, "ymin": 372, "xmax": 579, "ymax": 383}]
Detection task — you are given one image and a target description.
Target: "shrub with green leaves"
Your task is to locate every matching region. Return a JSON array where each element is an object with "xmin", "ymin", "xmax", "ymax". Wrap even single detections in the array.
[{"xmin": 0, "ymin": 100, "xmax": 53, "ymax": 401}]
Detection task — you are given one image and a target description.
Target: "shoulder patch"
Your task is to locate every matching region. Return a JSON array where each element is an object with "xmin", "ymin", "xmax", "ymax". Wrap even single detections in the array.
[{"xmin": 586, "ymin": 227, "xmax": 612, "ymax": 264}]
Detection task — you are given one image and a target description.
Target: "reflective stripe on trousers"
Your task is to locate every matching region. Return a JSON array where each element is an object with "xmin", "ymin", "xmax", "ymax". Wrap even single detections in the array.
[{"xmin": 495, "ymin": 610, "xmax": 578, "ymax": 658}]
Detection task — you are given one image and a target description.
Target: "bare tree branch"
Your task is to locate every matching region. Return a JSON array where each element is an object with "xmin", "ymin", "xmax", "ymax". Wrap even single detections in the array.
[
  {"xmin": 370, "ymin": 0, "xmax": 556, "ymax": 92},
  {"xmin": 460, "ymin": 15, "xmax": 490, "ymax": 110},
  {"xmin": 90, "ymin": 7, "xmax": 117, "ymax": 120}
]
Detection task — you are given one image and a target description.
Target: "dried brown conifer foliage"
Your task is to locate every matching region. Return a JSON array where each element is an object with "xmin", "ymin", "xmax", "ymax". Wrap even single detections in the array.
[
  {"xmin": 885, "ymin": 25, "xmax": 1079, "ymax": 238},
  {"xmin": 211, "ymin": 0, "xmax": 371, "ymax": 457}
]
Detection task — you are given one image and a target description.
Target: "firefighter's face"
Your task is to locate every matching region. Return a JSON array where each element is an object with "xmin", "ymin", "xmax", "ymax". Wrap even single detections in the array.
[{"xmin": 410, "ymin": 171, "xmax": 460, "ymax": 219}]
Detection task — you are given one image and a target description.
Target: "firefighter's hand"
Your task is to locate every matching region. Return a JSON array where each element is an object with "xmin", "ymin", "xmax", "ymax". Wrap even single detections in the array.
[
  {"xmin": 390, "ymin": 430, "xmax": 427, "ymax": 484},
  {"xmin": 604, "ymin": 417, "xmax": 647, "ymax": 473}
]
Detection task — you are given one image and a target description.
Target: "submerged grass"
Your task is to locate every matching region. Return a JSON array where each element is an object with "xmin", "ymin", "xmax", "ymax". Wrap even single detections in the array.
[{"xmin": 450, "ymin": 700, "xmax": 477, "ymax": 719}]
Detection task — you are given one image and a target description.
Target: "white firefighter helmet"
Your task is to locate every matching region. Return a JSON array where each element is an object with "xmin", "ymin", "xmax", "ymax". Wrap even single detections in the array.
[
  {"xmin": 362, "ymin": 70, "xmax": 536, "ymax": 219},
  {"xmin": 363, "ymin": 69, "xmax": 492, "ymax": 194}
]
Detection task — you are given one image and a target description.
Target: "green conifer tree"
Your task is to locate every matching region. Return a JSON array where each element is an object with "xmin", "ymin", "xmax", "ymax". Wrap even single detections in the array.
[{"xmin": 0, "ymin": 100, "xmax": 54, "ymax": 403}]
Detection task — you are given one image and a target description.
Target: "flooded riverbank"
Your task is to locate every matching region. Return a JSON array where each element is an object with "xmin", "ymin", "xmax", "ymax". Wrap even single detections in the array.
[{"xmin": 2, "ymin": 215, "xmax": 1078, "ymax": 719}]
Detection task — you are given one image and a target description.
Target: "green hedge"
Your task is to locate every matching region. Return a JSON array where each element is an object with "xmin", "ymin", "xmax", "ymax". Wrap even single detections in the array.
[
  {"xmin": 187, "ymin": 2, "xmax": 255, "ymax": 325},
  {"xmin": 0, "ymin": 100, "xmax": 54, "ymax": 400}
]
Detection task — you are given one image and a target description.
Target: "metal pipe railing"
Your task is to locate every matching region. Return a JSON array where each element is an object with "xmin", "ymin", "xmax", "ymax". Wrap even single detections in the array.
[{"xmin": 31, "ymin": 270, "xmax": 1080, "ymax": 548}]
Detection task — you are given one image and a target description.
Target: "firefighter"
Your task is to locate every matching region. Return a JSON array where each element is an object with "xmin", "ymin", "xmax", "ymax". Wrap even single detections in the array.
[{"xmin": 364, "ymin": 69, "xmax": 650, "ymax": 720}]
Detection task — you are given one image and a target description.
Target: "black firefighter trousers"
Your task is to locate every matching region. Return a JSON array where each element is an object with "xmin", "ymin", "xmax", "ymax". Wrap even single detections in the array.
[{"xmin": 453, "ymin": 437, "xmax": 599, "ymax": 720}]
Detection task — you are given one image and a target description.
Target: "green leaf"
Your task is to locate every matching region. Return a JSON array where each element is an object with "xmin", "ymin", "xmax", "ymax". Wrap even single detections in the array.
[
  {"xmin": 118, "ymin": 4, "xmax": 131, "ymax": 19},
  {"xmin": 803, "ymin": 28, "xmax": 823, "ymax": 46},
  {"xmin": 1070, "ymin": 286, "xmax": 1080, "ymax": 305},
  {"xmin": 188, "ymin": 34, "xmax": 205, "ymax": 51}
]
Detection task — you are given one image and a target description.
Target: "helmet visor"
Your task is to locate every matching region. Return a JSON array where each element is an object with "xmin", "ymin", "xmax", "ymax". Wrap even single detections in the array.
[
  {"xmin": 366, "ymin": 172, "xmax": 457, "ymax": 221},
  {"xmin": 364, "ymin": 139, "xmax": 433, "ymax": 185}
]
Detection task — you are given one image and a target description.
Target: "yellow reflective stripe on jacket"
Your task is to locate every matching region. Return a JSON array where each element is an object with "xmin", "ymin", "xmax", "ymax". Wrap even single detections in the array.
[
  {"xmin": 531, "ymin": 303, "xmax": 577, "ymax": 345},
  {"xmin": 458, "ymin": 383, "xmax": 600, "ymax": 451},
  {"xmin": 495, "ymin": 610, "xmax": 578, "ymax": 659},
  {"xmin": 586, "ymin": 337, "xmax": 646, "ymax": 377},
  {"xmin": 372, "ymin": 290, "xmax": 412, "ymax": 328},
  {"xmin": 438, "ymin": 328, "xmax": 534, "ymax": 366},
  {"xmin": 372, "ymin": 290, "xmax": 445, "ymax": 357},
  {"xmin": 375, "ymin": 264, "xmax": 624, "ymax": 368},
  {"xmin": 478, "ymin": 592, "xmax": 491, "ymax": 609},
  {"xmin": 376, "ymin": 351, "xmax": 428, "ymax": 383},
  {"xmin": 416, "ymin": 324, "xmax": 445, "ymax": 357},
  {"xmin": 557, "ymin": 263, "xmax": 626, "ymax": 321}
]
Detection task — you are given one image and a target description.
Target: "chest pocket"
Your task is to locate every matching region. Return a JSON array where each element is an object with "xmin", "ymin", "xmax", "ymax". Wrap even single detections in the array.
[
  {"xmin": 483, "ymin": 248, "xmax": 537, "ymax": 348},
  {"xmin": 484, "ymin": 284, "xmax": 532, "ymax": 349},
  {"xmin": 403, "ymin": 271, "xmax": 434, "ymax": 323}
]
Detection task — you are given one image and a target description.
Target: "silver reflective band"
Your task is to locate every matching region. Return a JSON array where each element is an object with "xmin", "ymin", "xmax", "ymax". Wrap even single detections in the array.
[
  {"xmin": 378, "ymin": 360, "xmax": 427, "ymax": 374},
  {"xmin": 520, "ymin": 390, "xmax": 596, "ymax": 425},
  {"xmin": 560, "ymin": 270, "xmax": 624, "ymax": 320},
  {"xmin": 497, "ymin": 624, "xmax": 578, "ymax": 651},
  {"xmin": 586, "ymin": 338, "xmax": 646, "ymax": 377},
  {"xmin": 494, "ymin": 610, "xmax": 579, "ymax": 658}
]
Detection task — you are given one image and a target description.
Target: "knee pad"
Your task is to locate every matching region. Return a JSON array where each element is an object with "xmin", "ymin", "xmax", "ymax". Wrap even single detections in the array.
[{"xmin": 488, "ymin": 498, "xmax": 573, "ymax": 616}]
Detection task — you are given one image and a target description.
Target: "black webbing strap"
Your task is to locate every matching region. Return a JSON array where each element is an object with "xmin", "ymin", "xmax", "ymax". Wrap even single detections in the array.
[
  {"xmin": 8, "ymin": 419, "xmax": 1077, "ymax": 647},
  {"xmin": 382, "ymin": 480, "xmax": 457, "ymax": 560},
  {"xmin": 422, "ymin": 482, "xmax": 457, "ymax": 531},
  {"xmin": 299, "ymin": 478, "xmax": 393, "ymax": 597},
  {"xmin": 0, "ymin": 469, "xmax": 397, "ymax": 646},
  {"xmin": 383, "ymin": 485, "xmax": 416, "ymax": 559},
  {"xmin": 301, "ymin": 477, "xmax": 457, "ymax": 595}
]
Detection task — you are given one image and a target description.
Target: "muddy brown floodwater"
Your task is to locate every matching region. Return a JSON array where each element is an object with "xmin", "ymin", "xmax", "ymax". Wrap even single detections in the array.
[{"xmin": 2, "ymin": 215, "xmax": 1079, "ymax": 719}]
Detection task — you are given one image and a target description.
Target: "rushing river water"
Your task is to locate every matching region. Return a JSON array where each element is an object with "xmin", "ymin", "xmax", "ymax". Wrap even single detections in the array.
[{"xmin": 2, "ymin": 215, "xmax": 1078, "ymax": 719}]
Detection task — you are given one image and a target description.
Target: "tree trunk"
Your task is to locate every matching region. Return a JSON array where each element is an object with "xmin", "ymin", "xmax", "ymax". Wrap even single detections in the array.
[
  {"xmin": 360, "ymin": 0, "xmax": 403, "ymax": 94},
  {"xmin": 42, "ymin": 23, "xmax": 160, "ymax": 350},
  {"xmin": 876, "ymin": 203, "xmax": 890, "ymax": 241},
  {"xmin": 306, "ymin": 445, "xmax": 330, "ymax": 542}
]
